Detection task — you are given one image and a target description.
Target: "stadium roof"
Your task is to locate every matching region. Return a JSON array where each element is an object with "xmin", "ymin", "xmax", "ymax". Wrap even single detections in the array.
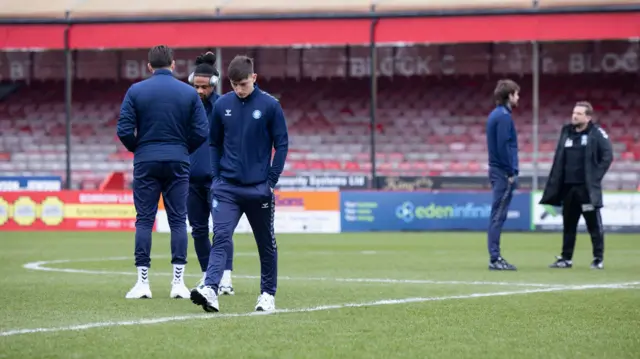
[
  {"xmin": 1, "ymin": 0, "xmax": 639, "ymax": 19},
  {"xmin": 0, "ymin": 0, "xmax": 639, "ymax": 50}
]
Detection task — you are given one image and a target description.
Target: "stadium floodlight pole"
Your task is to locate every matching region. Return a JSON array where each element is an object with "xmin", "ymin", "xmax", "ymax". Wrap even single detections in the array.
[
  {"xmin": 215, "ymin": 48, "xmax": 222, "ymax": 95},
  {"xmin": 214, "ymin": 7, "xmax": 223, "ymax": 96},
  {"xmin": 368, "ymin": 6, "xmax": 379, "ymax": 189},
  {"xmin": 532, "ymin": 40, "xmax": 540, "ymax": 192},
  {"xmin": 64, "ymin": 11, "xmax": 73, "ymax": 190}
]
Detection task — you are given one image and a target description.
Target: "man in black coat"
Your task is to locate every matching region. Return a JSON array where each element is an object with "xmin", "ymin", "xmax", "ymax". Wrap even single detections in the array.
[{"xmin": 539, "ymin": 101, "xmax": 613, "ymax": 270}]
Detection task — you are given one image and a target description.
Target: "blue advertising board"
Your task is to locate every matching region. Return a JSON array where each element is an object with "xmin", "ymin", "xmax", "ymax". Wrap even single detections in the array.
[
  {"xmin": 0, "ymin": 176, "xmax": 62, "ymax": 191},
  {"xmin": 340, "ymin": 191, "xmax": 531, "ymax": 232}
]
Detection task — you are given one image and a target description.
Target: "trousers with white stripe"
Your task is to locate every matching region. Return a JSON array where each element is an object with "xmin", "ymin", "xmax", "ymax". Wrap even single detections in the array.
[
  {"xmin": 560, "ymin": 184, "xmax": 604, "ymax": 260},
  {"xmin": 205, "ymin": 178, "xmax": 278, "ymax": 295}
]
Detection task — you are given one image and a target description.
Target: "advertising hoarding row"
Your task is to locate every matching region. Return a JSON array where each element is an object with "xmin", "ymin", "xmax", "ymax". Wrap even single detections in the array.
[
  {"xmin": 1, "ymin": 190, "xmax": 638, "ymax": 233},
  {"xmin": 0, "ymin": 190, "xmax": 341, "ymax": 233}
]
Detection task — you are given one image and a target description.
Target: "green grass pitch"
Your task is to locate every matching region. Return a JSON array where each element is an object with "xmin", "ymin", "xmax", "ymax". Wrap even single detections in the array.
[{"xmin": 0, "ymin": 231, "xmax": 639, "ymax": 358}]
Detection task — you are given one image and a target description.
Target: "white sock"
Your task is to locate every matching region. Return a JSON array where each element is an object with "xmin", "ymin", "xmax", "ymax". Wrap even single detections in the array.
[
  {"xmin": 201, "ymin": 272, "xmax": 207, "ymax": 282},
  {"xmin": 137, "ymin": 266, "xmax": 149, "ymax": 284},
  {"xmin": 221, "ymin": 270, "xmax": 232, "ymax": 286},
  {"xmin": 173, "ymin": 265, "xmax": 185, "ymax": 284}
]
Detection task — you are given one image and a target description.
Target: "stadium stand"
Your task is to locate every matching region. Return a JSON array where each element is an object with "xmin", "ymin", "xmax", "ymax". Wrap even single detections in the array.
[
  {"xmin": 0, "ymin": 0, "xmax": 638, "ymax": 190},
  {"xmin": 1, "ymin": 50, "xmax": 638, "ymax": 189}
]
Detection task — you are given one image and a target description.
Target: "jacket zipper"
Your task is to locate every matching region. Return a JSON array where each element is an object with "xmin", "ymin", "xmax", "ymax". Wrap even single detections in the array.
[{"xmin": 240, "ymin": 100, "xmax": 246, "ymax": 179}]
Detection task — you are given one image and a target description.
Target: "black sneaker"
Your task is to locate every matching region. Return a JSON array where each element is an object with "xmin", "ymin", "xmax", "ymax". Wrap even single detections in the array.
[
  {"xmin": 549, "ymin": 256, "xmax": 572, "ymax": 268},
  {"xmin": 489, "ymin": 257, "xmax": 517, "ymax": 271},
  {"xmin": 590, "ymin": 258, "xmax": 604, "ymax": 270}
]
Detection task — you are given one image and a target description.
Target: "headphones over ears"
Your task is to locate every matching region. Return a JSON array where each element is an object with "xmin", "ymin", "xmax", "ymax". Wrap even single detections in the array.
[
  {"xmin": 188, "ymin": 51, "xmax": 220, "ymax": 86},
  {"xmin": 188, "ymin": 72, "xmax": 219, "ymax": 86}
]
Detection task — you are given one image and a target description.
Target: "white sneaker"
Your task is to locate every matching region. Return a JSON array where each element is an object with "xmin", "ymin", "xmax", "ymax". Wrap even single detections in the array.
[
  {"xmin": 170, "ymin": 281, "xmax": 191, "ymax": 299},
  {"xmin": 195, "ymin": 273, "xmax": 206, "ymax": 289},
  {"xmin": 169, "ymin": 264, "xmax": 190, "ymax": 298},
  {"xmin": 255, "ymin": 292, "xmax": 275, "ymax": 312},
  {"xmin": 125, "ymin": 282, "xmax": 152, "ymax": 299},
  {"xmin": 218, "ymin": 270, "xmax": 234, "ymax": 295},
  {"xmin": 218, "ymin": 285, "xmax": 235, "ymax": 296},
  {"xmin": 190, "ymin": 286, "xmax": 219, "ymax": 312}
]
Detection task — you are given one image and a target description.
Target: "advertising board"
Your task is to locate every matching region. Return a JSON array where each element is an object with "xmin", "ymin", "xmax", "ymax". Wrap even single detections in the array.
[
  {"xmin": 276, "ymin": 175, "xmax": 369, "ymax": 190},
  {"xmin": 374, "ymin": 175, "xmax": 548, "ymax": 191},
  {"xmin": 531, "ymin": 191, "xmax": 640, "ymax": 232},
  {"xmin": 340, "ymin": 191, "xmax": 531, "ymax": 232},
  {"xmin": 0, "ymin": 176, "xmax": 62, "ymax": 192},
  {"xmin": 155, "ymin": 190, "xmax": 341, "ymax": 234},
  {"xmin": 0, "ymin": 191, "xmax": 135, "ymax": 231}
]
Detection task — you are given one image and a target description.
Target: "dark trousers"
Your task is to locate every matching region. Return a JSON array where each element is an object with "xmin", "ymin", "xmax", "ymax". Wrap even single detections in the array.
[
  {"xmin": 133, "ymin": 161, "xmax": 189, "ymax": 268},
  {"xmin": 205, "ymin": 178, "xmax": 277, "ymax": 295},
  {"xmin": 487, "ymin": 167, "xmax": 517, "ymax": 261},
  {"xmin": 187, "ymin": 180, "xmax": 234, "ymax": 273},
  {"xmin": 561, "ymin": 184, "xmax": 604, "ymax": 260}
]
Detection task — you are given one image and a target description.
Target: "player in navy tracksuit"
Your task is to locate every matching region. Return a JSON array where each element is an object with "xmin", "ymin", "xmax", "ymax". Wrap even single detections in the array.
[
  {"xmin": 186, "ymin": 52, "xmax": 235, "ymax": 294},
  {"xmin": 486, "ymin": 79, "xmax": 520, "ymax": 271},
  {"xmin": 117, "ymin": 45, "xmax": 209, "ymax": 299},
  {"xmin": 191, "ymin": 55, "xmax": 289, "ymax": 313}
]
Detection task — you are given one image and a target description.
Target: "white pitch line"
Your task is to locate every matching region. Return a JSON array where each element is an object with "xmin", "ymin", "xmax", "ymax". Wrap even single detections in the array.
[
  {"xmin": 1, "ymin": 282, "xmax": 631, "ymax": 338},
  {"xmin": 263, "ymin": 276, "xmax": 561, "ymax": 288},
  {"xmin": 22, "ymin": 258, "xmax": 561, "ymax": 288},
  {"xmin": 617, "ymin": 284, "xmax": 640, "ymax": 289}
]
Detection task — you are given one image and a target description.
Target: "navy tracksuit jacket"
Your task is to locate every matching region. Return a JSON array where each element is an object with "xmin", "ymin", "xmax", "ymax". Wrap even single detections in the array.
[
  {"xmin": 117, "ymin": 68, "xmax": 209, "ymax": 268},
  {"xmin": 485, "ymin": 104, "xmax": 519, "ymax": 261},
  {"xmin": 187, "ymin": 92, "xmax": 233, "ymax": 273},
  {"xmin": 204, "ymin": 86, "xmax": 289, "ymax": 295}
]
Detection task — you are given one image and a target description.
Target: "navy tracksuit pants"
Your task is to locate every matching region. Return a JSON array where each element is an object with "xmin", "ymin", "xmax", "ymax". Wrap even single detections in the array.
[
  {"xmin": 187, "ymin": 180, "xmax": 233, "ymax": 273},
  {"xmin": 133, "ymin": 161, "xmax": 189, "ymax": 268},
  {"xmin": 487, "ymin": 167, "xmax": 517, "ymax": 261},
  {"xmin": 205, "ymin": 178, "xmax": 277, "ymax": 295}
]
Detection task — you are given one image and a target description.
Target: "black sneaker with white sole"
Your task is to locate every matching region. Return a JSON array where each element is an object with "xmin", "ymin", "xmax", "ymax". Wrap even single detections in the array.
[
  {"xmin": 549, "ymin": 256, "xmax": 573, "ymax": 269},
  {"xmin": 590, "ymin": 258, "xmax": 604, "ymax": 270},
  {"xmin": 488, "ymin": 257, "xmax": 517, "ymax": 271}
]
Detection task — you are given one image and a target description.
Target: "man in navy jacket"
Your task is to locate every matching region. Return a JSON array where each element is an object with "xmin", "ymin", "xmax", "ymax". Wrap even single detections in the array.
[
  {"xmin": 191, "ymin": 55, "xmax": 288, "ymax": 313},
  {"xmin": 485, "ymin": 79, "xmax": 520, "ymax": 271},
  {"xmin": 117, "ymin": 45, "xmax": 208, "ymax": 300},
  {"xmin": 186, "ymin": 52, "xmax": 235, "ymax": 294}
]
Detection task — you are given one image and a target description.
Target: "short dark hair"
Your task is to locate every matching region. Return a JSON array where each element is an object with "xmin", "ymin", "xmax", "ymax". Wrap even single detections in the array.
[
  {"xmin": 148, "ymin": 45, "xmax": 174, "ymax": 69},
  {"xmin": 493, "ymin": 79, "xmax": 520, "ymax": 105},
  {"xmin": 227, "ymin": 55, "xmax": 254, "ymax": 82},
  {"xmin": 575, "ymin": 101, "xmax": 594, "ymax": 116}
]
